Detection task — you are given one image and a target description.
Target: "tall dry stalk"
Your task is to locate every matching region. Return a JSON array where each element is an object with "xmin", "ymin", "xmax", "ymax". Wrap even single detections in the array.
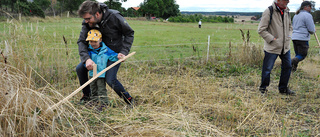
[{"xmin": 234, "ymin": 29, "xmax": 263, "ymax": 67}]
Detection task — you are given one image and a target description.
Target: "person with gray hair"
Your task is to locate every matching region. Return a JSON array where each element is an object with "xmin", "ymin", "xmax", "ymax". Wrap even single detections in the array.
[
  {"xmin": 291, "ymin": 1, "xmax": 316, "ymax": 72},
  {"xmin": 258, "ymin": 0, "xmax": 295, "ymax": 95},
  {"xmin": 76, "ymin": 0, "xmax": 135, "ymax": 107}
]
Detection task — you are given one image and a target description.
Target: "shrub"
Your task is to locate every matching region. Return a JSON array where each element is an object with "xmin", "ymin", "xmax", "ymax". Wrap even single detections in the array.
[{"xmin": 15, "ymin": 1, "xmax": 45, "ymax": 18}]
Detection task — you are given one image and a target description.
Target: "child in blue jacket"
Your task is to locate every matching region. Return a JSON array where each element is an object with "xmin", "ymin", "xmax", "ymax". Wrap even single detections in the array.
[{"xmin": 86, "ymin": 29, "xmax": 118, "ymax": 111}]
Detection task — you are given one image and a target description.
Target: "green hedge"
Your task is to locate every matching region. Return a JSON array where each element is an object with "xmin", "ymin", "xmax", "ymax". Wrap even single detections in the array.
[{"xmin": 15, "ymin": 1, "xmax": 45, "ymax": 18}]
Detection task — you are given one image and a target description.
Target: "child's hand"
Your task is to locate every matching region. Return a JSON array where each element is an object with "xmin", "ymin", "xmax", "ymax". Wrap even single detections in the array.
[{"xmin": 85, "ymin": 59, "xmax": 95, "ymax": 70}]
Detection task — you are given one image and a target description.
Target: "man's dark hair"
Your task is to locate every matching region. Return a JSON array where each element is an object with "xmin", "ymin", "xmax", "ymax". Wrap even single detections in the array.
[{"xmin": 78, "ymin": 0, "xmax": 101, "ymax": 17}]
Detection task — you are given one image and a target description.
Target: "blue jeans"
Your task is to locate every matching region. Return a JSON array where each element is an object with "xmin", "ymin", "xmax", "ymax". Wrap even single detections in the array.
[
  {"xmin": 76, "ymin": 61, "xmax": 131, "ymax": 102},
  {"xmin": 105, "ymin": 61, "xmax": 131, "ymax": 102},
  {"xmin": 76, "ymin": 63, "xmax": 91, "ymax": 97},
  {"xmin": 260, "ymin": 50, "xmax": 292, "ymax": 91}
]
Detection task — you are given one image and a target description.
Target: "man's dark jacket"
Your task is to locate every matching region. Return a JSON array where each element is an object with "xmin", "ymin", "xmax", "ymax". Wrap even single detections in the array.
[{"xmin": 77, "ymin": 3, "xmax": 134, "ymax": 63}]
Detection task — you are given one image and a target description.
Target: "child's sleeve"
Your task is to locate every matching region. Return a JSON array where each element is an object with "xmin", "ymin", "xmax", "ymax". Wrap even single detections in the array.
[
  {"xmin": 84, "ymin": 50, "xmax": 93, "ymax": 67},
  {"xmin": 106, "ymin": 47, "xmax": 119, "ymax": 62}
]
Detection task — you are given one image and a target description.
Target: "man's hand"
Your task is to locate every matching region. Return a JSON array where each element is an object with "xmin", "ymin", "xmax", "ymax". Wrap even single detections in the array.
[
  {"xmin": 85, "ymin": 59, "xmax": 95, "ymax": 70},
  {"xmin": 118, "ymin": 53, "xmax": 126, "ymax": 62}
]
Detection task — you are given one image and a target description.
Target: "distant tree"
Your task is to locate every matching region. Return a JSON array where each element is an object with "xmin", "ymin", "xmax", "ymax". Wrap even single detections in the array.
[
  {"xmin": 14, "ymin": 0, "xmax": 45, "ymax": 18},
  {"xmin": 104, "ymin": 1, "xmax": 126, "ymax": 14},
  {"xmin": 139, "ymin": 0, "xmax": 161, "ymax": 18},
  {"xmin": 162, "ymin": 0, "xmax": 179, "ymax": 19},
  {"xmin": 51, "ymin": 0, "xmax": 57, "ymax": 16},
  {"xmin": 310, "ymin": 0, "xmax": 316, "ymax": 12},
  {"xmin": 168, "ymin": 14, "xmax": 234, "ymax": 23},
  {"xmin": 307, "ymin": 0, "xmax": 319, "ymax": 23},
  {"xmin": 34, "ymin": 0, "xmax": 51, "ymax": 11},
  {"xmin": 29, "ymin": 2, "xmax": 46, "ymax": 18},
  {"xmin": 7, "ymin": 0, "xmax": 18, "ymax": 12},
  {"xmin": 15, "ymin": 0, "xmax": 28, "ymax": 14},
  {"xmin": 313, "ymin": 10, "xmax": 320, "ymax": 23},
  {"xmin": 106, "ymin": 0, "xmax": 127, "ymax": 9},
  {"xmin": 125, "ymin": 8, "xmax": 134, "ymax": 17},
  {"xmin": 5, "ymin": 0, "xmax": 18, "ymax": 12},
  {"xmin": 139, "ymin": 0, "xmax": 179, "ymax": 19},
  {"xmin": 57, "ymin": 0, "xmax": 85, "ymax": 14}
]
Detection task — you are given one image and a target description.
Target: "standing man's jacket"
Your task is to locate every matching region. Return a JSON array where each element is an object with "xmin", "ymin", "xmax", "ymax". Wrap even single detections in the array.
[
  {"xmin": 258, "ymin": 2, "xmax": 292, "ymax": 55},
  {"xmin": 77, "ymin": 3, "xmax": 134, "ymax": 64}
]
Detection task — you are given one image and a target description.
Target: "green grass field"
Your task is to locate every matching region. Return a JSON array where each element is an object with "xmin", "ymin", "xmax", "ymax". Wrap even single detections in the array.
[
  {"xmin": 0, "ymin": 17, "xmax": 263, "ymax": 60},
  {"xmin": 1, "ymin": 17, "xmax": 320, "ymax": 136}
]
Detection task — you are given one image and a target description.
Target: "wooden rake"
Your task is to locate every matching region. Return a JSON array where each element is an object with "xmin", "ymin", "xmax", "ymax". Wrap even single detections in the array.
[
  {"xmin": 46, "ymin": 52, "xmax": 136, "ymax": 113},
  {"xmin": 314, "ymin": 32, "xmax": 320, "ymax": 48}
]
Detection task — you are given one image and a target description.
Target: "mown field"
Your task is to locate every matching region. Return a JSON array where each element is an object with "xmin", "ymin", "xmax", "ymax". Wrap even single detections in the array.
[{"xmin": 0, "ymin": 16, "xmax": 320, "ymax": 136}]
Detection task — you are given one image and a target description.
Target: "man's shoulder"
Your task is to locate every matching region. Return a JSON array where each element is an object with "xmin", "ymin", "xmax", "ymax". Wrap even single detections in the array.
[
  {"xmin": 104, "ymin": 9, "xmax": 121, "ymax": 17},
  {"xmin": 108, "ymin": 9, "xmax": 120, "ymax": 14},
  {"xmin": 102, "ymin": 9, "xmax": 122, "ymax": 21}
]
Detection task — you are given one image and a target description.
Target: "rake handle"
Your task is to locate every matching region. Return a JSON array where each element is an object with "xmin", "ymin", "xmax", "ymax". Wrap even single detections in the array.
[{"xmin": 314, "ymin": 32, "xmax": 320, "ymax": 48}]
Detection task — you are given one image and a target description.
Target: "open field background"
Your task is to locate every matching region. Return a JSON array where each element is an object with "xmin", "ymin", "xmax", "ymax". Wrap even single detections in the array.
[{"xmin": 0, "ymin": 17, "xmax": 320, "ymax": 136}]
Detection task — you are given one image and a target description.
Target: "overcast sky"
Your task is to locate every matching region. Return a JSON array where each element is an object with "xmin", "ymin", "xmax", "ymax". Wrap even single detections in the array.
[{"xmin": 96, "ymin": 0, "xmax": 320, "ymax": 12}]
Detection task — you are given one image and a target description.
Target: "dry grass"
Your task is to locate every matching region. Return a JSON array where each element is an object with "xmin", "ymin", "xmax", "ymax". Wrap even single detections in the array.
[
  {"xmin": 0, "ymin": 62, "xmax": 92, "ymax": 136},
  {"xmin": 300, "ymin": 55, "xmax": 320, "ymax": 80},
  {"xmin": 2, "ymin": 58, "xmax": 320, "ymax": 136},
  {"xmin": 230, "ymin": 29, "xmax": 263, "ymax": 67}
]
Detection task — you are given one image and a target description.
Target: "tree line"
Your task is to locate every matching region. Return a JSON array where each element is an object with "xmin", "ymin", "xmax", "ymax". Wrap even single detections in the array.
[
  {"xmin": 1, "ymin": 0, "xmax": 318, "ymax": 24},
  {"xmin": 0, "ymin": 0, "xmax": 85, "ymax": 18},
  {"xmin": 168, "ymin": 14, "xmax": 234, "ymax": 23}
]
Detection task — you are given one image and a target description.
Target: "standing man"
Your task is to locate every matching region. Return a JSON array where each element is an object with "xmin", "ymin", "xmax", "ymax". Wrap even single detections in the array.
[
  {"xmin": 291, "ymin": 1, "xmax": 315, "ymax": 72},
  {"xmin": 258, "ymin": 0, "xmax": 295, "ymax": 95},
  {"xmin": 76, "ymin": 0, "xmax": 135, "ymax": 106},
  {"xmin": 198, "ymin": 20, "xmax": 202, "ymax": 28}
]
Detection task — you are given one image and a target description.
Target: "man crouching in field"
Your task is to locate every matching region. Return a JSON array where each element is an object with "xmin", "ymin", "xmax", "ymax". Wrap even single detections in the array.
[
  {"xmin": 76, "ymin": 0, "xmax": 135, "ymax": 106},
  {"xmin": 257, "ymin": 0, "xmax": 295, "ymax": 95}
]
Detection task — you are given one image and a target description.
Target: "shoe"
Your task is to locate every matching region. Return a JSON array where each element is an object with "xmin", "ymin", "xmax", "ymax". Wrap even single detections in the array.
[
  {"xmin": 126, "ymin": 97, "xmax": 135, "ymax": 108},
  {"xmin": 259, "ymin": 88, "xmax": 268, "ymax": 94},
  {"xmin": 85, "ymin": 100, "xmax": 97, "ymax": 108},
  {"xmin": 96, "ymin": 103, "xmax": 107, "ymax": 112},
  {"xmin": 279, "ymin": 88, "xmax": 296, "ymax": 95},
  {"xmin": 292, "ymin": 63, "xmax": 298, "ymax": 72},
  {"xmin": 291, "ymin": 58, "xmax": 298, "ymax": 72},
  {"xmin": 79, "ymin": 95, "xmax": 90, "ymax": 105}
]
